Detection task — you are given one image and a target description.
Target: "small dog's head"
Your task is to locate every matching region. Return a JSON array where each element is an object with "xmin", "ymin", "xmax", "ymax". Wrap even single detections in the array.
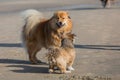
[
  {"xmin": 50, "ymin": 11, "xmax": 72, "ymax": 30},
  {"xmin": 61, "ymin": 33, "xmax": 76, "ymax": 48}
]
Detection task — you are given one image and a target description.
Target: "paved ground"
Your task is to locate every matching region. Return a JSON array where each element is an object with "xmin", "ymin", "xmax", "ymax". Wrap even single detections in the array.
[{"xmin": 0, "ymin": 0, "xmax": 120, "ymax": 80}]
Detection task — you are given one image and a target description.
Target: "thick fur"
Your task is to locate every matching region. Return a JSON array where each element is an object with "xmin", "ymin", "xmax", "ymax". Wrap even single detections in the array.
[
  {"xmin": 100, "ymin": 0, "xmax": 115, "ymax": 8},
  {"xmin": 46, "ymin": 34, "xmax": 76, "ymax": 74},
  {"xmin": 21, "ymin": 9, "xmax": 73, "ymax": 64}
]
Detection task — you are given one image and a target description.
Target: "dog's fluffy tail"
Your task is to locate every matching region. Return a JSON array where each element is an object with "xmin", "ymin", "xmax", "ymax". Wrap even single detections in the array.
[
  {"xmin": 21, "ymin": 9, "xmax": 44, "ymax": 51},
  {"xmin": 21, "ymin": 9, "xmax": 43, "ymax": 35}
]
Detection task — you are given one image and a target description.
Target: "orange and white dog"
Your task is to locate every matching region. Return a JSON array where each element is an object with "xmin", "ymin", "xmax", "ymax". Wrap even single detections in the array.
[
  {"xmin": 21, "ymin": 10, "xmax": 73, "ymax": 64},
  {"xmin": 46, "ymin": 33, "xmax": 76, "ymax": 73}
]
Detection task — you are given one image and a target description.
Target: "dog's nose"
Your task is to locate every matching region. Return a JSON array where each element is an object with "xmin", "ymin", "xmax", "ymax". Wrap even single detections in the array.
[
  {"xmin": 56, "ymin": 22, "xmax": 65, "ymax": 28},
  {"xmin": 59, "ymin": 22, "xmax": 62, "ymax": 25}
]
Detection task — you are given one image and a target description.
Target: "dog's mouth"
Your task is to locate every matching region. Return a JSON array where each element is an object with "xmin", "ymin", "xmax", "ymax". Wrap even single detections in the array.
[{"xmin": 56, "ymin": 22, "xmax": 65, "ymax": 28}]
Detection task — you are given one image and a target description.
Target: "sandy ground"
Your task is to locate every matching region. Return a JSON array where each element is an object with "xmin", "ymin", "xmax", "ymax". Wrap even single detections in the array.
[{"xmin": 0, "ymin": 0, "xmax": 120, "ymax": 80}]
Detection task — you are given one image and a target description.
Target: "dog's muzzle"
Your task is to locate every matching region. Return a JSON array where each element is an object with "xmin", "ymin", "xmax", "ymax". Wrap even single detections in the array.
[{"xmin": 56, "ymin": 22, "xmax": 65, "ymax": 28}]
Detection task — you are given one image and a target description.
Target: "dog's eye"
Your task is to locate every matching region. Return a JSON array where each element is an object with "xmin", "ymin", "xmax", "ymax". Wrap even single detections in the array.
[{"xmin": 57, "ymin": 18, "xmax": 59, "ymax": 19}]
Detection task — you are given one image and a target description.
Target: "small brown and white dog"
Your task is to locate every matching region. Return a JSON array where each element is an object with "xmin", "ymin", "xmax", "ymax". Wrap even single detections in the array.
[
  {"xmin": 21, "ymin": 10, "xmax": 73, "ymax": 64},
  {"xmin": 100, "ymin": 0, "xmax": 115, "ymax": 8},
  {"xmin": 46, "ymin": 33, "xmax": 76, "ymax": 73}
]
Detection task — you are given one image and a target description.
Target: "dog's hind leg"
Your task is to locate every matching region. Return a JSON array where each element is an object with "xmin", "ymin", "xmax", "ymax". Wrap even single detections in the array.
[
  {"xmin": 49, "ymin": 64, "xmax": 55, "ymax": 73},
  {"xmin": 107, "ymin": 0, "xmax": 111, "ymax": 8},
  {"xmin": 28, "ymin": 49, "xmax": 41, "ymax": 64},
  {"xmin": 27, "ymin": 43, "xmax": 41, "ymax": 64},
  {"xmin": 101, "ymin": 0, "xmax": 108, "ymax": 8}
]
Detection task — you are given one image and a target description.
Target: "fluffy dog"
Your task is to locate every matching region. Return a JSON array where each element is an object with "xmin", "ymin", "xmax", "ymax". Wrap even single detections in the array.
[
  {"xmin": 21, "ymin": 10, "xmax": 73, "ymax": 64},
  {"xmin": 46, "ymin": 33, "xmax": 76, "ymax": 73}
]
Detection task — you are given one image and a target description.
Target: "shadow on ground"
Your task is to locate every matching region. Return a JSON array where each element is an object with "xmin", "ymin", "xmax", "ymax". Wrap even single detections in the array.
[
  {"xmin": 7, "ymin": 65, "xmax": 48, "ymax": 73},
  {"xmin": 0, "ymin": 59, "xmax": 30, "ymax": 64},
  {"xmin": 0, "ymin": 43, "xmax": 22, "ymax": 47},
  {"xmin": 75, "ymin": 44, "xmax": 120, "ymax": 51},
  {"xmin": 0, "ymin": 59, "xmax": 48, "ymax": 73},
  {"xmin": 0, "ymin": 43, "xmax": 120, "ymax": 51}
]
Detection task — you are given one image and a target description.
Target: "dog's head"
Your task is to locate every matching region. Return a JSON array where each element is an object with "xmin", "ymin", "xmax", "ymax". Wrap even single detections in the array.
[
  {"xmin": 61, "ymin": 33, "xmax": 76, "ymax": 48},
  {"xmin": 50, "ymin": 11, "xmax": 72, "ymax": 31}
]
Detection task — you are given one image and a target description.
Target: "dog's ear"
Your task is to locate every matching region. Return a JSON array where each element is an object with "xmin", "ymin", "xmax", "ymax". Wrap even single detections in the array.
[
  {"xmin": 53, "ymin": 11, "xmax": 58, "ymax": 18},
  {"xmin": 68, "ymin": 16, "xmax": 71, "ymax": 19},
  {"xmin": 70, "ymin": 34, "xmax": 76, "ymax": 39},
  {"xmin": 66, "ymin": 11, "xmax": 71, "ymax": 19},
  {"xmin": 52, "ymin": 14, "xmax": 56, "ymax": 19},
  {"xmin": 53, "ymin": 12, "xmax": 57, "ymax": 16},
  {"xmin": 67, "ymin": 33, "xmax": 76, "ymax": 39}
]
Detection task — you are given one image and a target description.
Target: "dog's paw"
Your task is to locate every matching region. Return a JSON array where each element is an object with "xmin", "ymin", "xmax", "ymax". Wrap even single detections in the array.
[
  {"xmin": 65, "ymin": 70, "xmax": 71, "ymax": 73},
  {"xmin": 49, "ymin": 69, "xmax": 54, "ymax": 73},
  {"xmin": 67, "ymin": 66, "xmax": 75, "ymax": 71}
]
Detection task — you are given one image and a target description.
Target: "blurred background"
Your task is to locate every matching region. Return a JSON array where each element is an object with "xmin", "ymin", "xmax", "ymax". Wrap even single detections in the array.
[{"xmin": 0, "ymin": 0, "xmax": 120, "ymax": 14}]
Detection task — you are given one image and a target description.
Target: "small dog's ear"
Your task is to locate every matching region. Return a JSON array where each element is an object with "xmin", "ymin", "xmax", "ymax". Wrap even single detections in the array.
[
  {"xmin": 71, "ymin": 34, "xmax": 76, "ymax": 39},
  {"xmin": 68, "ymin": 16, "xmax": 71, "ymax": 19},
  {"xmin": 72, "ymin": 34, "xmax": 76, "ymax": 36},
  {"xmin": 67, "ymin": 33, "xmax": 76, "ymax": 39}
]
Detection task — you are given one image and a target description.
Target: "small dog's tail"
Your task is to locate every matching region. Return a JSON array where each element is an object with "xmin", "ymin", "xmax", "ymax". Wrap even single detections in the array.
[{"xmin": 21, "ymin": 9, "xmax": 44, "ymax": 36}]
